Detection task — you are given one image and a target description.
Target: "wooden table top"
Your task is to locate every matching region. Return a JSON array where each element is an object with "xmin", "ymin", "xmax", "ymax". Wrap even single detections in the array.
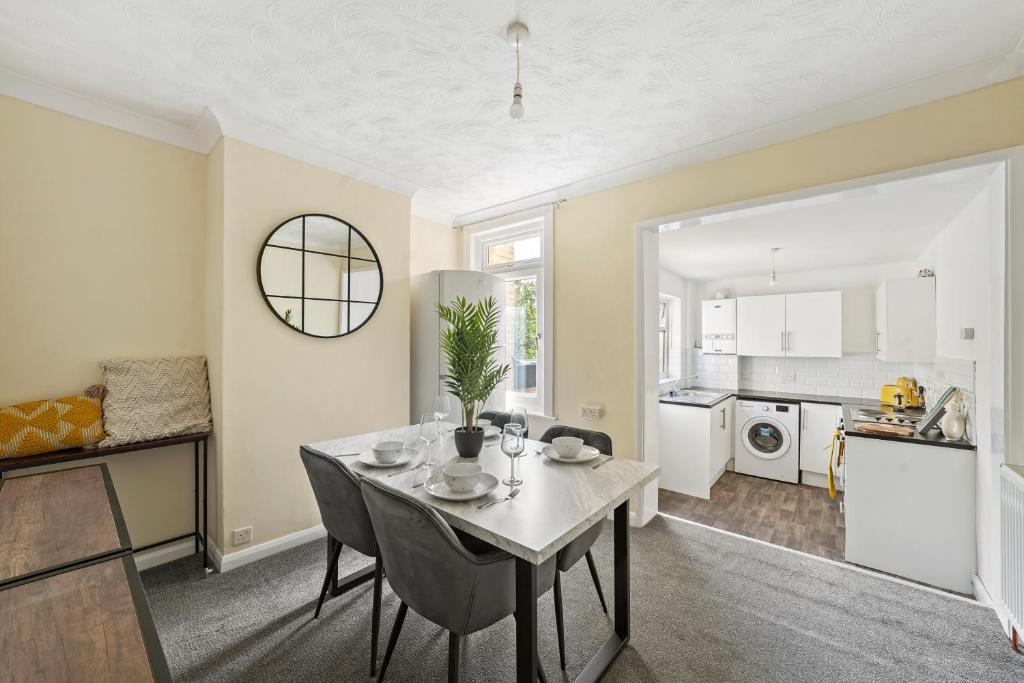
[
  {"xmin": 305, "ymin": 424, "xmax": 659, "ymax": 564},
  {"xmin": 0, "ymin": 465, "xmax": 131, "ymax": 587},
  {"xmin": 0, "ymin": 556, "xmax": 167, "ymax": 682}
]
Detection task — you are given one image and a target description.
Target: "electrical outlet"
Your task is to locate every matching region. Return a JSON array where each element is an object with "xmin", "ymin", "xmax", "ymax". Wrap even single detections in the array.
[
  {"xmin": 232, "ymin": 526, "xmax": 252, "ymax": 546},
  {"xmin": 777, "ymin": 367, "xmax": 797, "ymax": 383},
  {"xmin": 580, "ymin": 403, "xmax": 603, "ymax": 420}
]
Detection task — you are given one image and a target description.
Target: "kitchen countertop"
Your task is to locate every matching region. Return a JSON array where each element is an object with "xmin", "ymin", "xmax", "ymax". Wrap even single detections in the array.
[
  {"xmin": 659, "ymin": 386, "xmax": 871, "ymax": 409},
  {"xmin": 840, "ymin": 403, "xmax": 975, "ymax": 451}
]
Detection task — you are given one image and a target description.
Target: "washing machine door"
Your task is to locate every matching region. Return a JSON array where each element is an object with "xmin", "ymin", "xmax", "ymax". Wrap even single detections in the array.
[{"xmin": 741, "ymin": 417, "xmax": 791, "ymax": 460}]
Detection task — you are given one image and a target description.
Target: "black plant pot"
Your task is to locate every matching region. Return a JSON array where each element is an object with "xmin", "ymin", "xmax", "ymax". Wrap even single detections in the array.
[{"xmin": 453, "ymin": 426, "xmax": 485, "ymax": 459}]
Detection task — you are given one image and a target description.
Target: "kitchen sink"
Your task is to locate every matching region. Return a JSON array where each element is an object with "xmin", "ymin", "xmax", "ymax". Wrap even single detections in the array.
[
  {"xmin": 661, "ymin": 389, "xmax": 730, "ymax": 406},
  {"xmin": 855, "ymin": 408, "xmax": 922, "ymax": 424}
]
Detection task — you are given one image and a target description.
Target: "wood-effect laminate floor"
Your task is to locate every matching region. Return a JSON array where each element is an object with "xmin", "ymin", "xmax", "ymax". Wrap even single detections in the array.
[{"xmin": 658, "ymin": 471, "xmax": 845, "ymax": 561}]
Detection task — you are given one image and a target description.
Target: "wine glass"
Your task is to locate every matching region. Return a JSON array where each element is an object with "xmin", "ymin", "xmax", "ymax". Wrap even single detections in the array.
[
  {"xmin": 501, "ymin": 423, "xmax": 525, "ymax": 486},
  {"xmin": 509, "ymin": 407, "xmax": 528, "ymax": 452},
  {"xmin": 433, "ymin": 394, "xmax": 451, "ymax": 439}
]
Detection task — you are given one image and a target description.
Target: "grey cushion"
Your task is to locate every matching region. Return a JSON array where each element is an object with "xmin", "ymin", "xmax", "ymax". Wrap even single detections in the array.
[
  {"xmin": 539, "ymin": 425, "xmax": 613, "ymax": 572},
  {"xmin": 299, "ymin": 447, "xmax": 377, "ymax": 557},
  {"xmin": 361, "ymin": 477, "xmax": 554, "ymax": 636}
]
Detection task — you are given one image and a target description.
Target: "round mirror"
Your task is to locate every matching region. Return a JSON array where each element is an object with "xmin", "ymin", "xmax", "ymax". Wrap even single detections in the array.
[{"xmin": 257, "ymin": 214, "xmax": 382, "ymax": 338}]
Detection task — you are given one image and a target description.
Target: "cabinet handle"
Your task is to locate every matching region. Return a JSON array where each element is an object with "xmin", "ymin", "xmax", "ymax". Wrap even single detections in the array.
[
  {"xmin": 787, "ymin": 331, "xmax": 792, "ymax": 352},
  {"xmin": 720, "ymin": 407, "xmax": 726, "ymax": 430},
  {"xmin": 875, "ymin": 331, "xmax": 881, "ymax": 353},
  {"xmin": 781, "ymin": 331, "xmax": 785, "ymax": 352}
]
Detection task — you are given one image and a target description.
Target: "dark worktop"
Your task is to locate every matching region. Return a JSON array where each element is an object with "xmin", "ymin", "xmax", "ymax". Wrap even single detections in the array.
[
  {"xmin": 840, "ymin": 403, "xmax": 975, "ymax": 451},
  {"xmin": 659, "ymin": 386, "xmax": 870, "ymax": 409}
]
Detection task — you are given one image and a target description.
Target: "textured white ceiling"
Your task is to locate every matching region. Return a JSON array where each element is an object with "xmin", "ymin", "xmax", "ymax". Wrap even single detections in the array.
[
  {"xmin": 658, "ymin": 166, "xmax": 994, "ymax": 281},
  {"xmin": 0, "ymin": 1, "xmax": 1022, "ymax": 220}
]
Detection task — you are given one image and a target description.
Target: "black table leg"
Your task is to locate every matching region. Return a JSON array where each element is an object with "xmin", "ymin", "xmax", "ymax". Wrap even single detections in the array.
[
  {"xmin": 193, "ymin": 442, "xmax": 200, "ymax": 554},
  {"xmin": 575, "ymin": 499, "xmax": 630, "ymax": 682},
  {"xmin": 515, "ymin": 557, "xmax": 539, "ymax": 683},
  {"xmin": 203, "ymin": 438, "xmax": 211, "ymax": 572}
]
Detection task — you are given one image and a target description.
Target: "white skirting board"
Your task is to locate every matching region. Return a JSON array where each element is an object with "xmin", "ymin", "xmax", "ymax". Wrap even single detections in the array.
[
  {"xmin": 134, "ymin": 538, "xmax": 197, "ymax": 572},
  {"xmin": 974, "ymin": 574, "xmax": 1014, "ymax": 638}
]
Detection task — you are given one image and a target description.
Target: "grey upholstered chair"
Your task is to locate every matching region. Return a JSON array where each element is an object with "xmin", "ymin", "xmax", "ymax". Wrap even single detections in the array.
[
  {"xmin": 360, "ymin": 477, "xmax": 555, "ymax": 682},
  {"xmin": 478, "ymin": 410, "xmax": 529, "ymax": 438},
  {"xmin": 539, "ymin": 425, "xmax": 613, "ymax": 671},
  {"xmin": 299, "ymin": 447, "xmax": 383, "ymax": 678}
]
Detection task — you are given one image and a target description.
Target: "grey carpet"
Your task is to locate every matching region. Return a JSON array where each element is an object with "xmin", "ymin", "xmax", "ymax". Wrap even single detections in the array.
[{"xmin": 141, "ymin": 514, "xmax": 1023, "ymax": 682}]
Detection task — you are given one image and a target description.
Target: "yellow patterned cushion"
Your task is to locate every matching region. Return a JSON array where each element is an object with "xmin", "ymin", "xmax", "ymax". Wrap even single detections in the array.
[{"xmin": 0, "ymin": 391, "xmax": 106, "ymax": 458}]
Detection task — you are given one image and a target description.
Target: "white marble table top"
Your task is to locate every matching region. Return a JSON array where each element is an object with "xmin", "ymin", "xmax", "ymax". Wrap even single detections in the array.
[{"xmin": 304, "ymin": 424, "xmax": 659, "ymax": 564}]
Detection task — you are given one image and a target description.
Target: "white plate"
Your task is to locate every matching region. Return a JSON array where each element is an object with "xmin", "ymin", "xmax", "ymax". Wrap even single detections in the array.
[
  {"xmin": 541, "ymin": 444, "xmax": 602, "ymax": 464},
  {"xmin": 358, "ymin": 450, "xmax": 416, "ymax": 468},
  {"xmin": 424, "ymin": 473, "xmax": 499, "ymax": 501},
  {"xmin": 483, "ymin": 425, "xmax": 502, "ymax": 439}
]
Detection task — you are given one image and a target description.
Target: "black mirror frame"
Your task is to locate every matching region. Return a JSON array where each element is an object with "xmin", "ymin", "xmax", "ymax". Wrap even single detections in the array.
[{"xmin": 256, "ymin": 213, "xmax": 383, "ymax": 339}]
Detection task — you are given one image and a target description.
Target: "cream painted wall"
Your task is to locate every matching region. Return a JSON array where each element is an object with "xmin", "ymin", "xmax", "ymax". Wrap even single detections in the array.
[
  {"xmin": 213, "ymin": 138, "xmax": 411, "ymax": 554},
  {"xmin": 0, "ymin": 94, "xmax": 207, "ymax": 547},
  {"xmin": 552, "ymin": 76, "xmax": 1024, "ymax": 461},
  {"xmin": 410, "ymin": 215, "xmax": 459, "ymax": 274}
]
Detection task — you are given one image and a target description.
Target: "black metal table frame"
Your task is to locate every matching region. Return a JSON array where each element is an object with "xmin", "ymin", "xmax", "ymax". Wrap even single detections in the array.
[
  {"xmin": 516, "ymin": 500, "xmax": 630, "ymax": 683},
  {"xmin": 0, "ymin": 433, "xmax": 211, "ymax": 572}
]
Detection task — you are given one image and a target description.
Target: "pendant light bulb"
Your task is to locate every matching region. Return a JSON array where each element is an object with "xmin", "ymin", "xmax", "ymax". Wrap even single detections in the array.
[
  {"xmin": 509, "ymin": 82, "xmax": 525, "ymax": 120},
  {"xmin": 768, "ymin": 247, "xmax": 779, "ymax": 286}
]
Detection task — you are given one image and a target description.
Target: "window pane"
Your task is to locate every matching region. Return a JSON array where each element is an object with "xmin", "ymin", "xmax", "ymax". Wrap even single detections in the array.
[
  {"xmin": 659, "ymin": 330, "xmax": 668, "ymax": 375},
  {"xmin": 504, "ymin": 277, "xmax": 538, "ymax": 396},
  {"xmin": 488, "ymin": 235, "xmax": 541, "ymax": 267},
  {"xmin": 658, "ymin": 300, "xmax": 668, "ymax": 328}
]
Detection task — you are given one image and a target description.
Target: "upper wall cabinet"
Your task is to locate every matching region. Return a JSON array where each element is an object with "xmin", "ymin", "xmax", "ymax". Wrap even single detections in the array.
[
  {"xmin": 875, "ymin": 277, "xmax": 935, "ymax": 363},
  {"xmin": 737, "ymin": 291, "xmax": 842, "ymax": 358}
]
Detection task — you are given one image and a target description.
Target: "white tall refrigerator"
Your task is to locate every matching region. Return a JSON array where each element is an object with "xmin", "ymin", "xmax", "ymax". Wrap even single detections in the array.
[{"xmin": 410, "ymin": 270, "xmax": 506, "ymax": 424}]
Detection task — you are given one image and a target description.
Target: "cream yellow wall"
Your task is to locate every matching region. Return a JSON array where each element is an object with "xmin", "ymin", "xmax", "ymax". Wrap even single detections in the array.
[
  {"xmin": 410, "ymin": 215, "xmax": 459, "ymax": 274},
  {"xmin": 551, "ymin": 76, "xmax": 1024, "ymax": 459},
  {"xmin": 213, "ymin": 138, "xmax": 411, "ymax": 553},
  {"xmin": 0, "ymin": 94, "xmax": 208, "ymax": 546},
  {"xmin": 204, "ymin": 139, "xmax": 225, "ymax": 548}
]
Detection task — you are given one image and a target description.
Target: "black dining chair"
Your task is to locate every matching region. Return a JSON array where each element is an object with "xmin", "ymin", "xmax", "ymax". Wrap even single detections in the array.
[
  {"xmin": 539, "ymin": 424, "xmax": 613, "ymax": 671},
  {"xmin": 360, "ymin": 477, "xmax": 555, "ymax": 682},
  {"xmin": 299, "ymin": 447, "xmax": 384, "ymax": 677},
  {"xmin": 478, "ymin": 409, "xmax": 529, "ymax": 438}
]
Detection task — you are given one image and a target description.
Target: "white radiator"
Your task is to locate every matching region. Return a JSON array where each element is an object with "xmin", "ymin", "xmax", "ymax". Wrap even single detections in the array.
[{"xmin": 1001, "ymin": 464, "xmax": 1024, "ymax": 644}]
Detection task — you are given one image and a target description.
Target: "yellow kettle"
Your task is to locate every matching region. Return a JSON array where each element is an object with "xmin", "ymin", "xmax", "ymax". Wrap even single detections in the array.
[{"xmin": 880, "ymin": 377, "xmax": 924, "ymax": 408}]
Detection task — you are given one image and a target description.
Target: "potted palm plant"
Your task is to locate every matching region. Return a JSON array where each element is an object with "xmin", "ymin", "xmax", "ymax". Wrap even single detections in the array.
[{"xmin": 436, "ymin": 296, "xmax": 510, "ymax": 458}]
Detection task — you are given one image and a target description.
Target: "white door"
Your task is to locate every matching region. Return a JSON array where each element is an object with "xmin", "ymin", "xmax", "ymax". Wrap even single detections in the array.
[
  {"xmin": 785, "ymin": 291, "xmax": 842, "ymax": 358},
  {"xmin": 799, "ymin": 402, "xmax": 841, "ymax": 475},
  {"xmin": 874, "ymin": 282, "xmax": 888, "ymax": 359},
  {"xmin": 737, "ymin": 295, "xmax": 786, "ymax": 357}
]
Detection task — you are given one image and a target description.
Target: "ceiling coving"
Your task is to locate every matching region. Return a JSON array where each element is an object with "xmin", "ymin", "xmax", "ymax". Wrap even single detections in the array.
[{"xmin": 0, "ymin": 1, "xmax": 1022, "ymax": 221}]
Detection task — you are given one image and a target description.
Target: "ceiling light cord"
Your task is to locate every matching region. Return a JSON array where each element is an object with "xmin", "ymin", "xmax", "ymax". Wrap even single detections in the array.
[
  {"xmin": 768, "ymin": 247, "xmax": 779, "ymax": 286},
  {"xmin": 508, "ymin": 22, "xmax": 527, "ymax": 120}
]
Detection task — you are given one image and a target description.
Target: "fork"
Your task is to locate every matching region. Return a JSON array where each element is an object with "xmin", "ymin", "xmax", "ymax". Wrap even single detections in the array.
[
  {"xmin": 477, "ymin": 488, "xmax": 520, "ymax": 509},
  {"xmin": 591, "ymin": 456, "xmax": 613, "ymax": 470},
  {"xmin": 387, "ymin": 463, "xmax": 422, "ymax": 478}
]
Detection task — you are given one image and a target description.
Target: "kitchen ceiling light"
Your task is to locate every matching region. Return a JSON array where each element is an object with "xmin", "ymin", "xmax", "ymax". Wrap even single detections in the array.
[
  {"xmin": 768, "ymin": 247, "xmax": 780, "ymax": 286},
  {"xmin": 507, "ymin": 22, "xmax": 529, "ymax": 120}
]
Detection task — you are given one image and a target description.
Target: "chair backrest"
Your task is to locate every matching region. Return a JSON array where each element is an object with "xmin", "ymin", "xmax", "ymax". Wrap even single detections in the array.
[
  {"xmin": 360, "ymin": 477, "xmax": 510, "ymax": 634},
  {"xmin": 539, "ymin": 425, "xmax": 613, "ymax": 456},
  {"xmin": 299, "ymin": 447, "xmax": 377, "ymax": 557},
  {"xmin": 478, "ymin": 410, "xmax": 529, "ymax": 438}
]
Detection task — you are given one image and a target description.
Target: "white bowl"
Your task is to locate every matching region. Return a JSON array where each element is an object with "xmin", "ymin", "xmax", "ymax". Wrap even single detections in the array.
[
  {"xmin": 552, "ymin": 436, "xmax": 584, "ymax": 459},
  {"xmin": 442, "ymin": 462, "xmax": 482, "ymax": 493},
  {"xmin": 371, "ymin": 440, "xmax": 404, "ymax": 464},
  {"xmin": 476, "ymin": 419, "xmax": 491, "ymax": 428}
]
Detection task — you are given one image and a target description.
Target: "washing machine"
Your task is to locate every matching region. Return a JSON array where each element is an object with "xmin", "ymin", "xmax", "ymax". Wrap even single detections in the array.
[{"xmin": 734, "ymin": 400, "xmax": 800, "ymax": 483}]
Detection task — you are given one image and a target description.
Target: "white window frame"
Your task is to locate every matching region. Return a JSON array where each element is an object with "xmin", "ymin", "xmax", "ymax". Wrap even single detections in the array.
[
  {"xmin": 658, "ymin": 297, "xmax": 671, "ymax": 380},
  {"xmin": 465, "ymin": 206, "xmax": 554, "ymax": 418}
]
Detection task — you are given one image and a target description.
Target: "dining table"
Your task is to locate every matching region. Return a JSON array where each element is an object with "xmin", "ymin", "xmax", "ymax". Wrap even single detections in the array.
[{"xmin": 303, "ymin": 423, "xmax": 659, "ymax": 682}]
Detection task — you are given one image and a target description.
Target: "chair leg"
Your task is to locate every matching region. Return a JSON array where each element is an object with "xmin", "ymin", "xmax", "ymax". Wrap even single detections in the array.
[
  {"xmin": 447, "ymin": 631, "xmax": 461, "ymax": 683},
  {"xmin": 537, "ymin": 655, "xmax": 548, "ymax": 683},
  {"xmin": 378, "ymin": 601, "xmax": 408, "ymax": 682},
  {"xmin": 314, "ymin": 539, "xmax": 343, "ymax": 618},
  {"xmin": 553, "ymin": 573, "xmax": 566, "ymax": 671},
  {"xmin": 370, "ymin": 554, "xmax": 383, "ymax": 677},
  {"xmin": 584, "ymin": 549, "xmax": 609, "ymax": 614}
]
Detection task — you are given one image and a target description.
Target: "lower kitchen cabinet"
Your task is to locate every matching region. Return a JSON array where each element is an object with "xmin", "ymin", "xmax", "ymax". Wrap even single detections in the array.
[
  {"xmin": 659, "ymin": 398, "xmax": 734, "ymax": 499},
  {"xmin": 799, "ymin": 402, "xmax": 842, "ymax": 477},
  {"xmin": 844, "ymin": 436, "xmax": 975, "ymax": 594}
]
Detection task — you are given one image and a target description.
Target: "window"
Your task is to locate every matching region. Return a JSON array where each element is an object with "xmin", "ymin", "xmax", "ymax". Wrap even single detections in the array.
[
  {"xmin": 467, "ymin": 208, "xmax": 553, "ymax": 417},
  {"xmin": 658, "ymin": 299, "xmax": 671, "ymax": 379}
]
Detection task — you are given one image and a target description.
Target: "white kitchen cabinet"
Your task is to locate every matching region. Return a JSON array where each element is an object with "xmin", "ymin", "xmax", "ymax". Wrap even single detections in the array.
[
  {"xmin": 785, "ymin": 291, "xmax": 842, "ymax": 358},
  {"xmin": 799, "ymin": 402, "xmax": 841, "ymax": 476},
  {"xmin": 844, "ymin": 435, "xmax": 975, "ymax": 593},
  {"xmin": 736, "ymin": 295, "xmax": 786, "ymax": 357},
  {"xmin": 875, "ymin": 277, "xmax": 935, "ymax": 362},
  {"xmin": 737, "ymin": 291, "xmax": 842, "ymax": 358},
  {"xmin": 659, "ymin": 398, "xmax": 734, "ymax": 499}
]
